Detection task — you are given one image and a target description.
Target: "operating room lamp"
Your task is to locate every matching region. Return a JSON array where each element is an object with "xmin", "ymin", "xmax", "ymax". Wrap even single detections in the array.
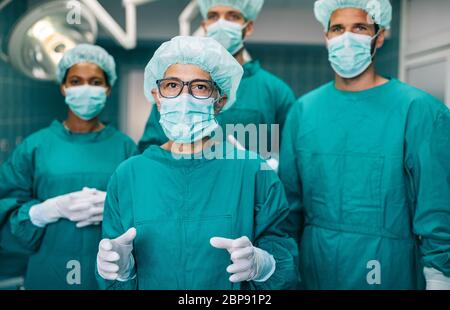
[{"xmin": 0, "ymin": 0, "xmax": 157, "ymax": 81}]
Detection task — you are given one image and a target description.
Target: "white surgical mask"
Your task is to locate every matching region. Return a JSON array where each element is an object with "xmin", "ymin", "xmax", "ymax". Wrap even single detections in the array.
[
  {"xmin": 159, "ymin": 93, "xmax": 219, "ymax": 144},
  {"xmin": 327, "ymin": 31, "xmax": 380, "ymax": 79},
  {"xmin": 207, "ymin": 19, "xmax": 248, "ymax": 55},
  {"xmin": 64, "ymin": 85, "xmax": 107, "ymax": 120}
]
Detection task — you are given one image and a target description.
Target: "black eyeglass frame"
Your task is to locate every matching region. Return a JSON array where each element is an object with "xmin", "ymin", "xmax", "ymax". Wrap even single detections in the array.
[{"xmin": 156, "ymin": 78, "xmax": 222, "ymax": 100}]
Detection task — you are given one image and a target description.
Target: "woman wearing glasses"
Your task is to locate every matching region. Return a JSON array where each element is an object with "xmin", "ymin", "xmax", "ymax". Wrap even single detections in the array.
[{"xmin": 95, "ymin": 36, "xmax": 298, "ymax": 290}]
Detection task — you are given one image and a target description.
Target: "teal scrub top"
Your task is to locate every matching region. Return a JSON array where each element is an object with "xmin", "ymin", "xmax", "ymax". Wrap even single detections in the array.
[
  {"xmin": 0, "ymin": 120, "xmax": 138, "ymax": 289},
  {"xmin": 97, "ymin": 143, "xmax": 299, "ymax": 290},
  {"xmin": 138, "ymin": 61, "xmax": 296, "ymax": 155},
  {"xmin": 0, "ymin": 199, "xmax": 29, "ymax": 282},
  {"xmin": 279, "ymin": 79, "xmax": 450, "ymax": 290}
]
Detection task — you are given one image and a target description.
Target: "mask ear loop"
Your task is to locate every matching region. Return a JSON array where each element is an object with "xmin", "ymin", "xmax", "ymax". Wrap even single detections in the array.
[
  {"xmin": 241, "ymin": 21, "xmax": 250, "ymax": 39},
  {"xmin": 213, "ymin": 93, "xmax": 223, "ymax": 106},
  {"xmin": 370, "ymin": 29, "xmax": 382, "ymax": 59},
  {"xmin": 212, "ymin": 87, "xmax": 227, "ymax": 114}
]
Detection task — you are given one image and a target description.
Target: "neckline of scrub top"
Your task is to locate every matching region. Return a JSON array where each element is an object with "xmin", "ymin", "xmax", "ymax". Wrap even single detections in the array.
[
  {"xmin": 331, "ymin": 78, "xmax": 399, "ymax": 100},
  {"xmin": 49, "ymin": 120, "xmax": 116, "ymax": 143},
  {"xmin": 242, "ymin": 60, "xmax": 261, "ymax": 78},
  {"xmin": 143, "ymin": 142, "xmax": 240, "ymax": 168}
]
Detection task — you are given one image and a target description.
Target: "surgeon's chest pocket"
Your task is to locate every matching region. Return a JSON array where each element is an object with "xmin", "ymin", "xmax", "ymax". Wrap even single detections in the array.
[{"xmin": 297, "ymin": 150, "xmax": 385, "ymax": 233}]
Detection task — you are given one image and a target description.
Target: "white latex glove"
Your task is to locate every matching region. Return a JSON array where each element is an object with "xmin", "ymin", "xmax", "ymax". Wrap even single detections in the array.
[
  {"xmin": 97, "ymin": 228, "xmax": 137, "ymax": 281},
  {"xmin": 75, "ymin": 189, "xmax": 107, "ymax": 228},
  {"xmin": 424, "ymin": 267, "xmax": 450, "ymax": 290},
  {"xmin": 210, "ymin": 236, "xmax": 276, "ymax": 283},
  {"xmin": 29, "ymin": 187, "xmax": 101, "ymax": 228}
]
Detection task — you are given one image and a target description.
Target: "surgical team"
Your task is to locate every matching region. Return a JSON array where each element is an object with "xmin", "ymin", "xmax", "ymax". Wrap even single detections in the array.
[{"xmin": 0, "ymin": 0, "xmax": 449, "ymax": 290}]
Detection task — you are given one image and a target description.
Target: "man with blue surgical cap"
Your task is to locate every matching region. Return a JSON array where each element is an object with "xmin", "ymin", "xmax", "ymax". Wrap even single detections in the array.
[
  {"xmin": 95, "ymin": 36, "xmax": 298, "ymax": 290},
  {"xmin": 0, "ymin": 44, "xmax": 137, "ymax": 289},
  {"xmin": 279, "ymin": 0, "xmax": 450, "ymax": 290},
  {"xmin": 138, "ymin": 0, "xmax": 295, "ymax": 168}
]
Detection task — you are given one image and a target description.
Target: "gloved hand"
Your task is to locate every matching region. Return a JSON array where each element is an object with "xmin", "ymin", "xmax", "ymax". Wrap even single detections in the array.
[
  {"xmin": 97, "ymin": 228, "xmax": 137, "ymax": 281},
  {"xmin": 210, "ymin": 236, "xmax": 276, "ymax": 283},
  {"xmin": 424, "ymin": 267, "xmax": 450, "ymax": 290},
  {"xmin": 75, "ymin": 189, "xmax": 107, "ymax": 228},
  {"xmin": 29, "ymin": 187, "xmax": 104, "ymax": 228}
]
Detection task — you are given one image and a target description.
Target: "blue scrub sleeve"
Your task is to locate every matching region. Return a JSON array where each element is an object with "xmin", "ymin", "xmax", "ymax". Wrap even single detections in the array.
[
  {"xmin": 96, "ymin": 172, "xmax": 138, "ymax": 290},
  {"xmin": 407, "ymin": 101, "xmax": 450, "ymax": 277},
  {"xmin": 278, "ymin": 103, "xmax": 304, "ymax": 243},
  {"xmin": 0, "ymin": 140, "xmax": 45, "ymax": 253},
  {"xmin": 249, "ymin": 169, "xmax": 300, "ymax": 290}
]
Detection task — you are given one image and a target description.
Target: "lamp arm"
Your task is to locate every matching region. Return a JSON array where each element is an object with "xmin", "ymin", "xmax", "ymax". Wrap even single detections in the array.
[{"xmin": 81, "ymin": 0, "xmax": 158, "ymax": 50}]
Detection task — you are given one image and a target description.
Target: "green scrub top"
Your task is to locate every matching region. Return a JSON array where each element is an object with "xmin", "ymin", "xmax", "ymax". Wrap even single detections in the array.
[
  {"xmin": 0, "ymin": 120, "xmax": 138, "ymax": 290},
  {"xmin": 138, "ymin": 61, "xmax": 296, "ymax": 155},
  {"xmin": 0, "ymin": 198, "xmax": 29, "ymax": 284},
  {"xmin": 97, "ymin": 143, "xmax": 299, "ymax": 290},
  {"xmin": 279, "ymin": 79, "xmax": 450, "ymax": 290}
]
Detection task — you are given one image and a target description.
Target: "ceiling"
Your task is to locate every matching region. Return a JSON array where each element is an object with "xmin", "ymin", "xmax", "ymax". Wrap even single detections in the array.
[{"xmin": 95, "ymin": 0, "xmax": 324, "ymax": 45}]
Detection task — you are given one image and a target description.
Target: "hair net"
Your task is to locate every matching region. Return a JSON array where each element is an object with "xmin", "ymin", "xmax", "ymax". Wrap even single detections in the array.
[
  {"xmin": 198, "ymin": 0, "xmax": 264, "ymax": 21},
  {"xmin": 314, "ymin": 0, "xmax": 392, "ymax": 30},
  {"xmin": 56, "ymin": 44, "xmax": 117, "ymax": 86},
  {"xmin": 144, "ymin": 36, "xmax": 243, "ymax": 111}
]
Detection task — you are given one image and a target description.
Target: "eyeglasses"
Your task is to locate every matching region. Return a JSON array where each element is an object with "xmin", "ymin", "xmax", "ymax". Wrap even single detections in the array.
[{"xmin": 156, "ymin": 78, "xmax": 221, "ymax": 100}]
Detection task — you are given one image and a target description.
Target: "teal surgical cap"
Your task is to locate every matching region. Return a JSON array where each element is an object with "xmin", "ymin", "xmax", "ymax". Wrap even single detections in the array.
[
  {"xmin": 144, "ymin": 36, "xmax": 243, "ymax": 111},
  {"xmin": 314, "ymin": 0, "xmax": 392, "ymax": 30},
  {"xmin": 198, "ymin": 0, "xmax": 265, "ymax": 21},
  {"xmin": 56, "ymin": 44, "xmax": 117, "ymax": 86}
]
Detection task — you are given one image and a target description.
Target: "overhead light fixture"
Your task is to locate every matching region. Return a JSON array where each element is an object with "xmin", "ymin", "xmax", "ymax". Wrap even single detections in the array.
[
  {"xmin": 0, "ymin": 0, "xmax": 158, "ymax": 81},
  {"xmin": 0, "ymin": 0, "xmax": 97, "ymax": 81}
]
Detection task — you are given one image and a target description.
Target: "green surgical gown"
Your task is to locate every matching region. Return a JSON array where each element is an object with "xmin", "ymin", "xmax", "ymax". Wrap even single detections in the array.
[
  {"xmin": 97, "ymin": 143, "xmax": 299, "ymax": 290},
  {"xmin": 0, "ymin": 199, "xmax": 29, "ymax": 284},
  {"xmin": 0, "ymin": 120, "xmax": 137, "ymax": 289},
  {"xmin": 279, "ymin": 79, "xmax": 450, "ymax": 290},
  {"xmin": 138, "ymin": 61, "xmax": 295, "ymax": 155}
]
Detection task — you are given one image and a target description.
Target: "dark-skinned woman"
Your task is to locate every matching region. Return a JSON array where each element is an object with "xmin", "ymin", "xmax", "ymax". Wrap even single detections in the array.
[{"xmin": 0, "ymin": 44, "xmax": 137, "ymax": 289}]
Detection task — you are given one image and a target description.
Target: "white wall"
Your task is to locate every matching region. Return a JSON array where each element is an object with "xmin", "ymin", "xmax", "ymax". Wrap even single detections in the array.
[
  {"xmin": 400, "ymin": 0, "xmax": 450, "ymax": 107},
  {"xmin": 403, "ymin": 0, "xmax": 450, "ymax": 56},
  {"xmin": 121, "ymin": 70, "xmax": 150, "ymax": 143},
  {"xmin": 251, "ymin": 0, "xmax": 325, "ymax": 45}
]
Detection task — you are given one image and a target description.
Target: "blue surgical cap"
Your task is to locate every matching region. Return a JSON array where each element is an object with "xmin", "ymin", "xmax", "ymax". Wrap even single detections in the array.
[
  {"xmin": 144, "ymin": 36, "xmax": 243, "ymax": 111},
  {"xmin": 56, "ymin": 44, "xmax": 117, "ymax": 86},
  {"xmin": 198, "ymin": 0, "xmax": 265, "ymax": 21},
  {"xmin": 314, "ymin": 0, "xmax": 392, "ymax": 30}
]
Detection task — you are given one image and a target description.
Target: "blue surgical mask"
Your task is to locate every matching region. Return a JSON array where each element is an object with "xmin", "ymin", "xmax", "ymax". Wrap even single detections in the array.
[
  {"xmin": 65, "ymin": 85, "xmax": 107, "ymax": 120},
  {"xmin": 207, "ymin": 19, "xmax": 247, "ymax": 55},
  {"xmin": 159, "ymin": 93, "xmax": 219, "ymax": 144},
  {"xmin": 327, "ymin": 31, "xmax": 379, "ymax": 79}
]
